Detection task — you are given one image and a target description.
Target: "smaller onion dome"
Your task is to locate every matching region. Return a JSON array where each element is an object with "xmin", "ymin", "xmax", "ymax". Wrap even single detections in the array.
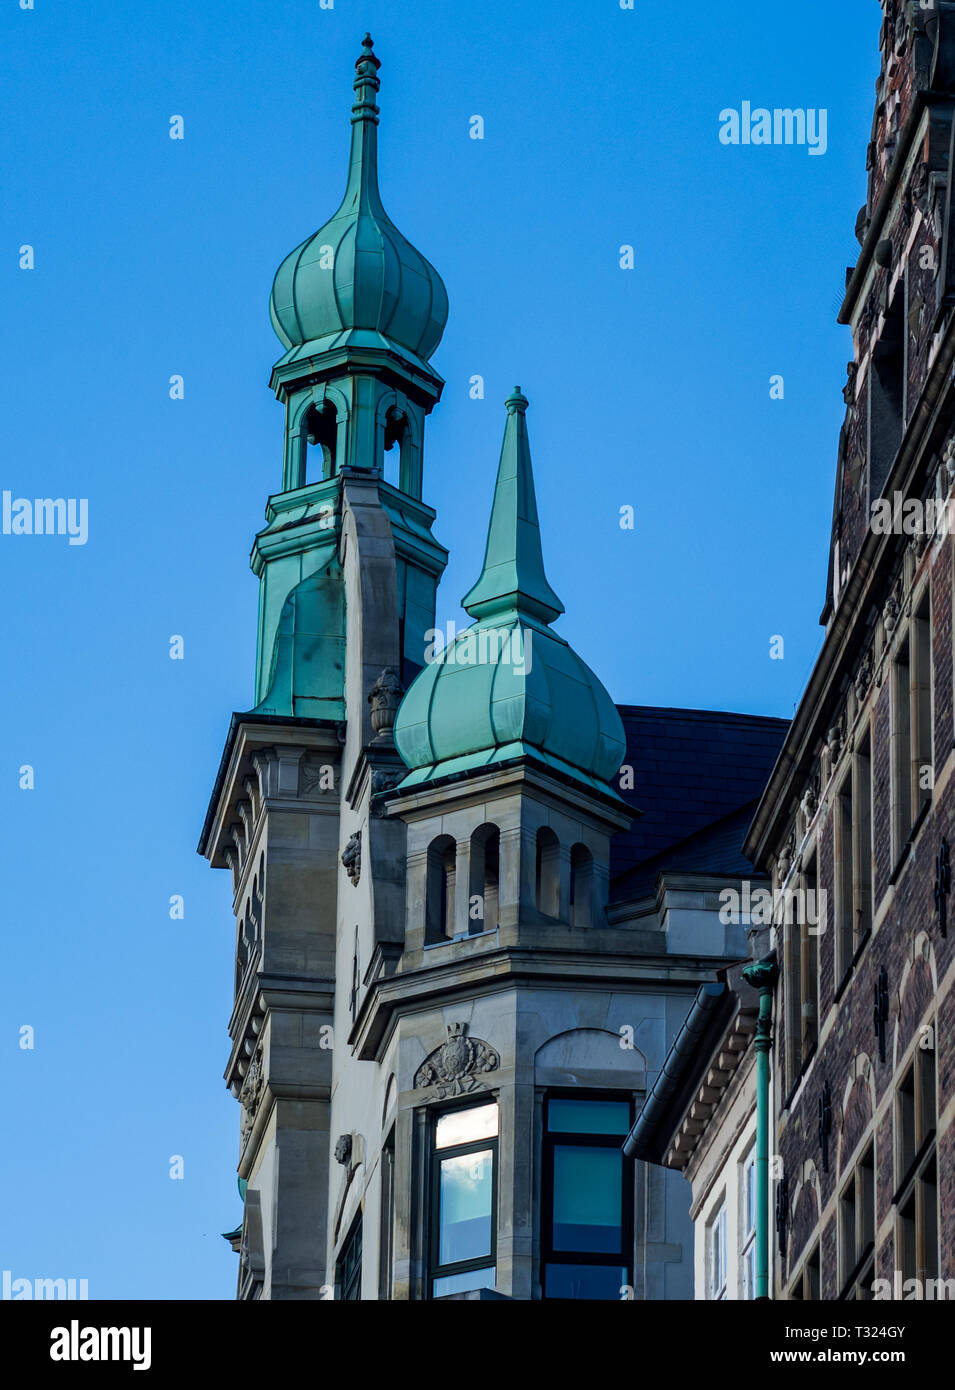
[
  {"xmin": 269, "ymin": 35, "xmax": 448, "ymax": 367},
  {"xmin": 394, "ymin": 390, "xmax": 627, "ymax": 794}
]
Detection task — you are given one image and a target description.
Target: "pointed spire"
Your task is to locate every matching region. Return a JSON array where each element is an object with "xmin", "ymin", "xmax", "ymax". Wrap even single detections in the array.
[
  {"xmin": 462, "ymin": 389, "xmax": 565, "ymax": 625},
  {"xmin": 344, "ymin": 33, "xmax": 384, "ymax": 213}
]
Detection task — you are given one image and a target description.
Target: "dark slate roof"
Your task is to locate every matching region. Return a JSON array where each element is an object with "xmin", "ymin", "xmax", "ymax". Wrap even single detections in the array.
[{"xmin": 610, "ymin": 706, "xmax": 789, "ymax": 902}]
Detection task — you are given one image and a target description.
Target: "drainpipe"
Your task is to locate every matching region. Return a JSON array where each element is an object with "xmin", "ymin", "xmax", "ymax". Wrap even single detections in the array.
[{"xmin": 741, "ymin": 956, "xmax": 778, "ymax": 1301}]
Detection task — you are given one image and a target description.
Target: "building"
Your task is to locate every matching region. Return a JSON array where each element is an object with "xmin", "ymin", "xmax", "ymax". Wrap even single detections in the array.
[
  {"xmin": 199, "ymin": 34, "xmax": 786, "ymax": 1301},
  {"xmin": 622, "ymin": 964, "xmax": 765, "ymax": 1301},
  {"xmin": 740, "ymin": 0, "xmax": 955, "ymax": 1301}
]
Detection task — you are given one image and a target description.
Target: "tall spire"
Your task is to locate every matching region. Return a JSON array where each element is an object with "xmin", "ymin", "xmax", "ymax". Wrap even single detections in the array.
[
  {"xmin": 269, "ymin": 34, "xmax": 448, "ymax": 366},
  {"xmin": 343, "ymin": 33, "xmax": 384, "ymax": 214},
  {"xmin": 462, "ymin": 389, "xmax": 565, "ymax": 626}
]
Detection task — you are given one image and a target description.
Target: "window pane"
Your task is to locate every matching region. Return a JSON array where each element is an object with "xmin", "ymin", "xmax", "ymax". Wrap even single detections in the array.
[
  {"xmin": 435, "ymin": 1103, "xmax": 499, "ymax": 1150},
  {"xmin": 552, "ymin": 1146, "xmax": 622, "ymax": 1252},
  {"xmin": 547, "ymin": 1099, "xmax": 630, "ymax": 1135},
  {"xmin": 432, "ymin": 1265, "xmax": 496, "ymax": 1298},
  {"xmin": 544, "ymin": 1263, "xmax": 629, "ymax": 1300},
  {"xmin": 438, "ymin": 1150, "xmax": 493, "ymax": 1265},
  {"xmin": 744, "ymin": 1155, "xmax": 755, "ymax": 1236}
]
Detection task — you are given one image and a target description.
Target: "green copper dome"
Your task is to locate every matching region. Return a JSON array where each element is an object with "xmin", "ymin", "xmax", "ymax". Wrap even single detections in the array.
[
  {"xmin": 269, "ymin": 35, "xmax": 448, "ymax": 366},
  {"xmin": 394, "ymin": 390, "xmax": 627, "ymax": 795}
]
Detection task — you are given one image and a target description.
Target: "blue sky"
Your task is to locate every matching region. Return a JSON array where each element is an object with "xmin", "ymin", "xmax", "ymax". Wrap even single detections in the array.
[{"xmin": 1, "ymin": 0, "xmax": 875, "ymax": 1297}]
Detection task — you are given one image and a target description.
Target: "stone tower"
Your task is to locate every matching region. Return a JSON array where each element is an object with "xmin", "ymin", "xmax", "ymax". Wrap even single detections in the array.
[{"xmin": 201, "ymin": 35, "xmax": 773, "ymax": 1301}]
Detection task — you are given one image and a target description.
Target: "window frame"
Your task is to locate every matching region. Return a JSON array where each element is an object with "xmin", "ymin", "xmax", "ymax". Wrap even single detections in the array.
[
  {"xmin": 706, "ymin": 1196, "xmax": 728, "ymax": 1301},
  {"xmin": 837, "ymin": 1142, "xmax": 875, "ymax": 1300},
  {"xmin": 540, "ymin": 1090, "xmax": 634, "ymax": 1301},
  {"xmin": 740, "ymin": 1147, "xmax": 756, "ymax": 1300},
  {"xmin": 336, "ymin": 1210, "xmax": 363, "ymax": 1301},
  {"xmin": 428, "ymin": 1099, "xmax": 499, "ymax": 1299},
  {"xmin": 893, "ymin": 1037, "xmax": 939, "ymax": 1288},
  {"xmin": 789, "ymin": 1242, "xmax": 821, "ymax": 1300}
]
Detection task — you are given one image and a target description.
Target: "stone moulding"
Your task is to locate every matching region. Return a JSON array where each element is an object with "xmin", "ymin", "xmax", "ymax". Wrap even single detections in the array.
[{"xmin": 413, "ymin": 1022, "xmax": 500, "ymax": 1098}]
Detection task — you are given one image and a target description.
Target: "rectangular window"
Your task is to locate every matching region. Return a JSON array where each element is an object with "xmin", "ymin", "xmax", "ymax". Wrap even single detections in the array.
[
  {"xmin": 892, "ymin": 638, "xmax": 913, "ymax": 859},
  {"xmin": 790, "ymin": 1243, "xmax": 820, "ymax": 1300},
  {"xmin": 542, "ymin": 1093, "xmax": 633, "ymax": 1300},
  {"xmin": 836, "ymin": 773, "xmax": 854, "ymax": 980},
  {"xmin": 912, "ymin": 593, "xmax": 932, "ymax": 819},
  {"xmin": 854, "ymin": 734, "xmax": 873, "ymax": 946},
  {"xmin": 839, "ymin": 1144, "xmax": 875, "ymax": 1299},
  {"xmin": 800, "ymin": 855, "xmax": 818, "ymax": 1057},
  {"xmin": 429, "ymin": 1101, "xmax": 498, "ymax": 1299},
  {"xmin": 707, "ymin": 1200, "xmax": 727, "ymax": 1301},
  {"xmin": 337, "ymin": 1212, "xmax": 363, "ymax": 1301},
  {"xmin": 896, "ymin": 1045, "xmax": 937, "ymax": 1189},
  {"xmin": 895, "ymin": 1042, "xmax": 938, "ymax": 1289},
  {"xmin": 740, "ymin": 1149, "xmax": 756, "ymax": 1300},
  {"xmin": 784, "ymin": 854, "xmax": 817, "ymax": 1088},
  {"xmin": 783, "ymin": 885, "xmax": 804, "ymax": 1089},
  {"xmin": 378, "ymin": 1129, "xmax": 395, "ymax": 1299}
]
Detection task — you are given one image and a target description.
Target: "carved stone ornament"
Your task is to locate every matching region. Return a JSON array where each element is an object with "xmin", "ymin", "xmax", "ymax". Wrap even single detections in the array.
[
  {"xmin": 239, "ymin": 1049, "xmax": 264, "ymax": 1143},
  {"xmin": 334, "ymin": 1134, "xmax": 353, "ymax": 1167},
  {"xmin": 368, "ymin": 667, "xmax": 403, "ymax": 736},
  {"xmin": 371, "ymin": 766, "xmax": 405, "ymax": 817},
  {"xmin": 341, "ymin": 830, "xmax": 362, "ymax": 885},
  {"xmin": 800, "ymin": 780, "xmax": 818, "ymax": 822},
  {"xmin": 884, "ymin": 591, "xmax": 901, "ymax": 638},
  {"xmin": 842, "ymin": 361, "xmax": 858, "ymax": 405},
  {"xmin": 854, "ymin": 653, "xmax": 872, "ymax": 704},
  {"xmin": 826, "ymin": 722, "xmax": 843, "ymax": 764},
  {"xmin": 943, "ymin": 439, "xmax": 955, "ymax": 491},
  {"xmin": 413, "ymin": 1023, "xmax": 500, "ymax": 1099},
  {"xmin": 777, "ymin": 831, "xmax": 797, "ymax": 882}
]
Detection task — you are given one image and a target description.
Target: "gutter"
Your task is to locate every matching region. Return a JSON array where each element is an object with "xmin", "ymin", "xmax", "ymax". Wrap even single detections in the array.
[{"xmin": 623, "ymin": 982, "xmax": 728, "ymax": 1162}]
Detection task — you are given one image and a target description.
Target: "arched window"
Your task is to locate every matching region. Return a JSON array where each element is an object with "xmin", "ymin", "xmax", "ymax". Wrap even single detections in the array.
[
  {"xmin": 383, "ymin": 407, "xmax": 407, "ymax": 490},
  {"xmin": 570, "ymin": 844, "xmax": 594, "ymax": 928},
  {"xmin": 536, "ymin": 827, "xmax": 560, "ymax": 918},
  {"xmin": 469, "ymin": 824, "xmax": 500, "ymax": 934},
  {"xmin": 304, "ymin": 402, "xmax": 337, "ymax": 482},
  {"xmin": 426, "ymin": 835, "xmax": 457, "ymax": 942},
  {"xmin": 249, "ymin": 877, "xmax": 263, "ymax": 940},
  {"xmin": 383, "ymin": 405, "xmax": 423, "ymax": 494},
  {"xmin": 236, "ymin": 918, "xmax": 249, "ymax": 990}
]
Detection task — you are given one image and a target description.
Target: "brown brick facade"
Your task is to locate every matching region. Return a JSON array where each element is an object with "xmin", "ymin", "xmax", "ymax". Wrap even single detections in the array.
[{"xmin": 744, "ymin": 1, "xmax": 955, "ymax": 1301}]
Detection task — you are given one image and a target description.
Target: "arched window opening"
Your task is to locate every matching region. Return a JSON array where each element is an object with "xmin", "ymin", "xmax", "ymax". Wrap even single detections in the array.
[
  {"xmin": 236, "ymin": 918, "xmax": 249, "ymax": 991},
  {"xmin": 426, "ymin": 835, "xmax": 457, "ymax": 943},
  {"xmin": 536, "ymin": 827, "xmax": 560, "ymax": 918},
  {"xmin": 383, "ymin": 407, "xmax": 409, "ymax": 490},
  {"xmin": 304, "ymin": 402, "xmax": 338, "ymax": 483},
  {"xmin": 469, "ymin": 824, "xmax": 500, "ymax": 934},
  {"xmin": 570, "ymin": 844, "xmax": 594, "ymax": 928}
]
